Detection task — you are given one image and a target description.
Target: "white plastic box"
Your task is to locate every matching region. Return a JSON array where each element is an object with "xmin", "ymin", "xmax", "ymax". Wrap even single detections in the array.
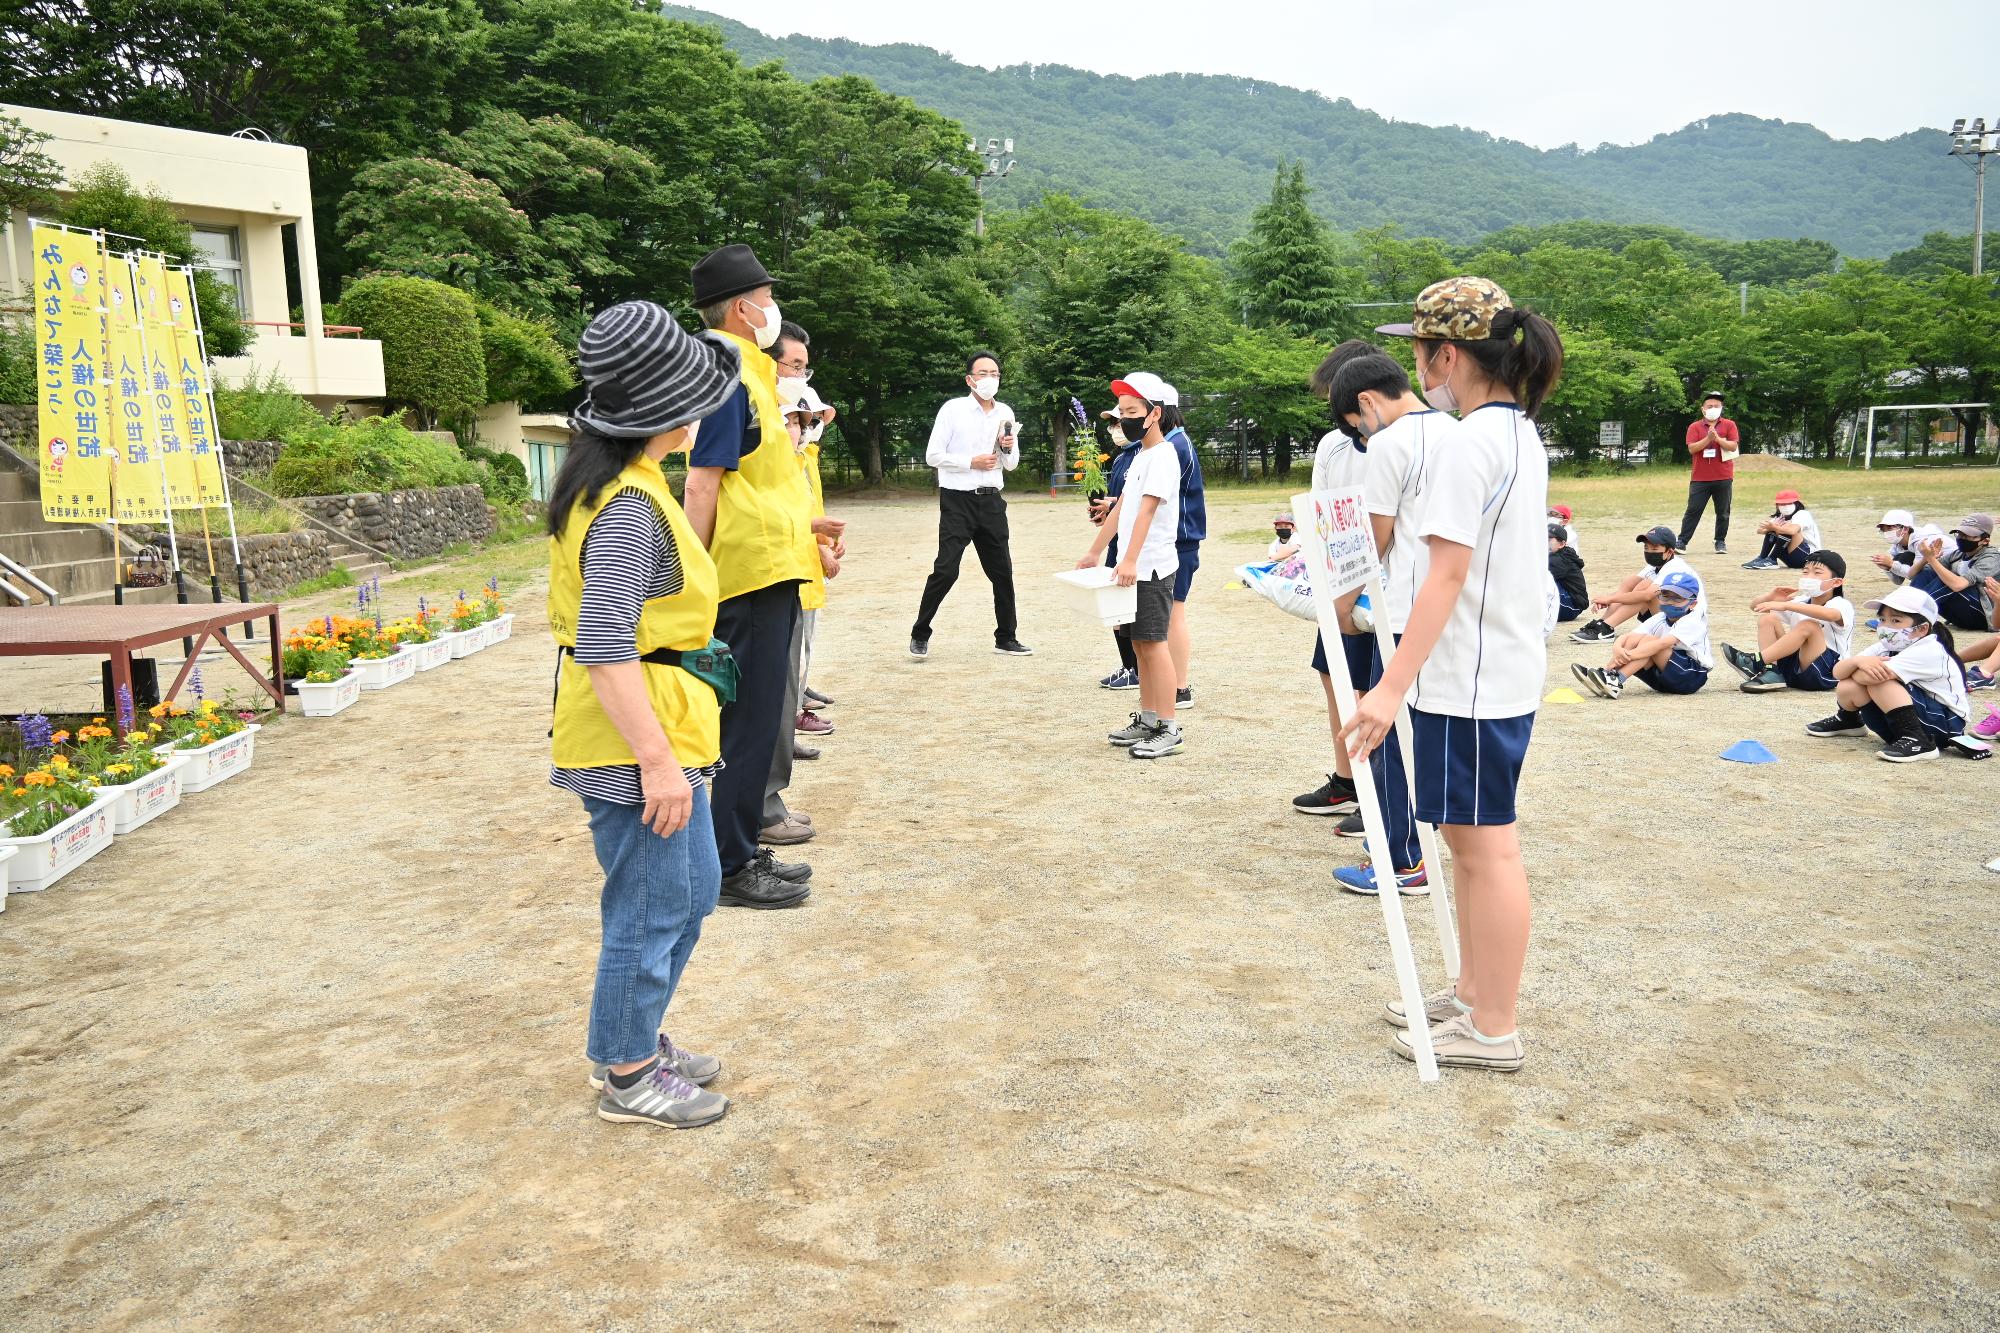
[{"xmin": 1054, "ymin": 567, "xmax": 1138, "ymax": 628}]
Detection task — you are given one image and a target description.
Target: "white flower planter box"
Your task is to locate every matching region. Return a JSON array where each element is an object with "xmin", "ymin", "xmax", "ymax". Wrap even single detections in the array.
[
  {"xmin": 351, "ymin": 646, "xmax": 419, "ymax": 691},
  {"xmin": 1, "ymin": 790, "xmax": 116, "ymax": 893},
  {"xmin": 158, "ymin": 723, "xmax": 262, "ymax": 793},
  {"xmin": 446, "ymin": 622, "xmax": 492, "ymax": 658},
  {"xmin": 0, "ymin": 844, "xmax": 17, "ymax": 909},
  {"xmin": 103, "ymin": 753, "xmax": 191, "ymax": 836},
  {"xmin": 488, "ymin": 612, "xmax": 513, "ymax": 642},
  {"xmin": 297, "ymin": 670, "xmax": 362, "ymax": 717},
  {"xmin": 1054, "ymin": 566, "xmax": 1138, "ymax": 628},
  {"xmin": 411, "ymin": 637, "xmax": 452, "ymax": 672}
]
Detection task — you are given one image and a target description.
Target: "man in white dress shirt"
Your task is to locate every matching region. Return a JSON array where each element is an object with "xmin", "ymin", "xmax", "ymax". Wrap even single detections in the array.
[{"xmin": 908, "ymin": 350, "xmax": 1034, "ymax": 659}]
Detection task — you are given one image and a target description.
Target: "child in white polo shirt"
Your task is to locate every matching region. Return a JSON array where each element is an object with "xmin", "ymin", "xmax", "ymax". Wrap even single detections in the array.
[
  {"xmin": 1346, "ymin": 276, "xmax": 1560, "ymax": 1074},
  {"xmin": 1809, "ymin": 585, "xmax": 1971, "ymax": 762},
  {"xmin": 1567, "ymin": 524, "xmax": 1702, "ymax": 643},
  {"xmin": 1572, "ymin": 571, "xmax": 1710, "ymax": 699},
  {"xmin": 1078, "ymin": 372, "xmax": 1183, "ymax": 759},
  {"xmin": 1722, "ymin": 550, "xmax": 1854, "ymax": 693}
]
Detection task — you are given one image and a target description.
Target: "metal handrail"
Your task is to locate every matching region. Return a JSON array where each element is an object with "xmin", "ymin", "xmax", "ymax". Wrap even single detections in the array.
[
  {"xmin": 0, "ymin": 550, "xmax": 58, "ymax": 604},
  {"xmin": 244, "ymin": 320, "xmax": 366, "ymax": 337},
  {"xmin": 0, "ymin": 575, "xmax": 28, "ymax": 606}
]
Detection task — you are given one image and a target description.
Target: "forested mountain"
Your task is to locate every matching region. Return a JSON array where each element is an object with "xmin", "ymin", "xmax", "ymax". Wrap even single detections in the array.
[{"xmin": 663, "ymin": 7, "xmax": 1965, "ymax": 258}]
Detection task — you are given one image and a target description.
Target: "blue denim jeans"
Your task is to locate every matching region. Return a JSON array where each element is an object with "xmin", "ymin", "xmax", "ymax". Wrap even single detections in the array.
[{"xmin": 581, "ymin": 787, "xmax": 722, "ymax": 1066}]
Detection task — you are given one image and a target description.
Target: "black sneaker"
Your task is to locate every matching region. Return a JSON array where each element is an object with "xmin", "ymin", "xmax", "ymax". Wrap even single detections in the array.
[
  {"xmin": 1293, "ymin": 773, "xmax": 1359, "ymax": 816},
  {"xmin": 752, "ymin": 847, "xmax": 812, "ymax": 884},
  {"xmin": 908, "ymin": 638, "xmax": 929, "ymax": 661},
  {"xmin": 1567, "ymin": 620, "xmax": 1616, "ymax": 644},
  {"xmin": 1175, "ymin": 686, "xmax": 1194, "ymax": 709},
  {"xmin": 1805, "ymin": 711, "xmax": 1866, "ymax": 738},
  {"xmin": 719, "ymin": 864, "xmax": 810, "ymax": 909},
  {"xmin": 1877, "ymin": 735, "xmax": 1939, "ymax": 763},
  {"xmin": 1720, "ymin": 642, "xmax": 1764, "ymax": 682},
  {"xmin": 1335, "ymin": 812, "xmax": 1367, "ymax": 839},
  {"xmin": 1741, "ymin": 667, "xmax": 1788, "ymax": 693},
  {"xmin": 993, "ymin": 639, "xmax": 1034, "ymax": 656},
  {"xmin": 1714, "ymin": 541, "xmax": 1727, "ymax": 554}
]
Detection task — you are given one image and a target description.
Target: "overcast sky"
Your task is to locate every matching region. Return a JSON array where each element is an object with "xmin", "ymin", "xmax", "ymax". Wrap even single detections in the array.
[{"xmin": 685, "ymin": 0, "xmax": 1988, "ymax": 150}]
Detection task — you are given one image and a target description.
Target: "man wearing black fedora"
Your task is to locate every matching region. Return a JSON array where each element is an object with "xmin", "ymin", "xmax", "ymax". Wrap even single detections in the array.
[{"xmin": 683, "ymin": 243, "xmax": 823, "ymax": 909}]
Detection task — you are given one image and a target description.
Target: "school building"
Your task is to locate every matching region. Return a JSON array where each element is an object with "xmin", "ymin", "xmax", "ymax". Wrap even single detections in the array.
[{"xmin": 1, "ymin": 103, "xmax": 385, "ymax": 407}]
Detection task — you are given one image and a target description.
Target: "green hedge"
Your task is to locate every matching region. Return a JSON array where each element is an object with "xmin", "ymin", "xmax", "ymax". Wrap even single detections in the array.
[
  {"xmin": 214, "ymin": 369, "xmax": 327, "ymax": 441},
  {"xmin": 268, "ymin": 416, "xmax": 479, "ymax": 497},
  {"xmin": 338, "ymin": 275, "xmax": 486, "ymax": 427},
  {"xmin": 0, "ymin": 321, "xmax": 32, "ymax": 406},
  {"xmin": 478, "ymin": 302, "xmax": 575, "ymax": 408}
]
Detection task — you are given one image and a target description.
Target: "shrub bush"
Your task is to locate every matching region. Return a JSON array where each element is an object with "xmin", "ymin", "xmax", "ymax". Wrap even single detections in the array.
[
  {"xmin": 462, "ymin": 442, "xmax": 530, "ymax": 504},
  {"xmin": 478, "ymin": 302, "xmax": 575, "ymax": 408},
  {"xmin": 59, "ymin": 163, "xmax": 248, "ymax": 358},
  {"xmin": 338, "ymin": 275, "xmax": 486, "ymax": 429},
  {"xmin": 268, "ymin": 415, "xmax": 479, "ymax": 497},
  {"xmin": 214, "ymin": 368, "xmax": 327, "ymax": 441},
  {"xmin": 0, "ymin": 320, "xmax": 33, "ymax": 406}
]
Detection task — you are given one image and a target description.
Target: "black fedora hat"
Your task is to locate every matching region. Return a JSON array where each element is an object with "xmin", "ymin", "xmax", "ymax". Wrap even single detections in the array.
[{"xmin": 691, "ymin": 243, "xmax": 777, "ymax": 308}]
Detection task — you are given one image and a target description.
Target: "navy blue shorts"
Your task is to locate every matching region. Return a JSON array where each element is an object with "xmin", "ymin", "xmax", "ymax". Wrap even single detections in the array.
[
  {"xmin": 1861, "ymin": 688, "xmax": 1966, "ymax": 742},
  {"xmin": 1778, "ymin": 543, "xmax": 1812, "ymax": 570},
  {"xmin": 1409, "ymin": 707, "xmax": 1535, "ymax": 827},
  {"xmin": 1310, "ymin": 630, "xmax": 1375, "ymax": 686},
  {"xmin": 1934, "ymin": 586, "xmax": 1990, "ymax": 632},
  {"xmin": 1777, "ymin": 646, "xmax": 1839, "ymax": 691},
  {"xmin": 1173, "ymin": 545, "xmax": 1199, "ymax": 602},
  {"xmin": 1635, "ymin": 647, "xmax": 1709, "ymax": 694}
]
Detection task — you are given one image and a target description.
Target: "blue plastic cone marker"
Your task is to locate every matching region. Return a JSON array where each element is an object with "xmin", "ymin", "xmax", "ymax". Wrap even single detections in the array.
[{"xmin": 1720, "ymin": 739, "xmax": 1778, "ymax": 765}]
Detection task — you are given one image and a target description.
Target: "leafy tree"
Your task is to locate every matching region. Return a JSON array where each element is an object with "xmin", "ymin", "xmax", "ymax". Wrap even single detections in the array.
[
  {"xmin": 1232, "ymin": 162, "xmax": 1356, "ymax": 340},
  {"xmin": 1890, "ymin": 269, "xmax": 2000, "ymax": 456},
  {"xmin": 56, "ymin": 163, "xmax": 248, "ymax": 357},
  {"xmin": 1886, "ymin": 230, "xmax": 2000, "ymax": 278},
  {"xmin": 0, "ymin": 112, "xmax": 61, "ymax": 220},
  {"xmin": 337, "ymin": 275, "xmax": 486, "ymax": 430},
  {"xmin": 476, "ymin": 302, "xmax": 575, "ymax": 409}
]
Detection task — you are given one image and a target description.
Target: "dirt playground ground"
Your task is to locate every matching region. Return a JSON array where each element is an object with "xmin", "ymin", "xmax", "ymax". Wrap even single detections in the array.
[{"xmin": 2, "ymin": 472, "xmax": 1996, "ymax": 1329}]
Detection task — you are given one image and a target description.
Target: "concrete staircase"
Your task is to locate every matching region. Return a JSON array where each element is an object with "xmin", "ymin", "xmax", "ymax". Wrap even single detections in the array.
[
  {"xmin": 0, "ymin": 470, "xmax": 182, "ymax": 607},
  {"xmin": 325, "ymin": 539, "xmax": 392, "ymax": 586}
]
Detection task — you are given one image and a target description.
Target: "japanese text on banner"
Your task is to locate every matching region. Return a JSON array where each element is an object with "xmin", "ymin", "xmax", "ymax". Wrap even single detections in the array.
[
  {"xmin": 135, "ymin": 254, "xmax": 201, "ymax": 512},
  {"xmin": 1304, "ymin": 486, "xmax": 1377, "ymax": 597},
  {"xmin": 162, "ymin": 266, "xmax": 225, "ymax": 505},
  {"xmin": 107, "ymin": 257, "xmax": 165, "ymax": 522},
  {"xmin": 30, "ymin": 225, "xmax": 113, "ymax": 523}
]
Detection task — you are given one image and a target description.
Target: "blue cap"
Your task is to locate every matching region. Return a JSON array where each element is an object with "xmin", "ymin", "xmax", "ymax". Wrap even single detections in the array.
[{"xmin": 1658, "ymin": 571, "xmax": 1699, "ymax": 601}]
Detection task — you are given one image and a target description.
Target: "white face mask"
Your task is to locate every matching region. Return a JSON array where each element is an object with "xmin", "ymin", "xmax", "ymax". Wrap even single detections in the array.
[
  {"xmin": 971, "ymin": 375, "xmax": 999, "ymax": 401},
  {"xmin": 1878, "ymin": 625, "xmax": 1915, "ymax": 652},
  {"xmin": 804, "ymin": 421, "xmax": 825, "ymax": 444},
  {"xmin": 1704, "ymin": 406, "xmax": 1723, "ymax": 421},
  {"xmin": 1778, "ymin": 504, "xmax": 1798, "ymax": 518},
  {"xmin": 775, "ymin": 376, "xmax": 809, "ymax": 404},
  {"xmin": 1419, "ymin": 350, "xmax": 1459, "ymax": 416},
  {"xmin": 745, "ymin": 297, "xmax": 782, "ymax": 350},
  {"xmin": 1795, "ymin": 577, "xmax": 1823, "ymax": 598}
]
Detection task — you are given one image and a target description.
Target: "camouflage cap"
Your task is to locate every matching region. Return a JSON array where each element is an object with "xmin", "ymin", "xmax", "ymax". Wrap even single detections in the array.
[{"xmin": 1376, "ymin": 276, "xmax": 1515, "ymax": 341}]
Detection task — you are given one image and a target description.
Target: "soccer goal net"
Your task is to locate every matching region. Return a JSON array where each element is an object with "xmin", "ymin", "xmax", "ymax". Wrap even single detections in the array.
[{"xmin": 1852, "ymin": 402, "xmax": 1997, "ymax": 468}]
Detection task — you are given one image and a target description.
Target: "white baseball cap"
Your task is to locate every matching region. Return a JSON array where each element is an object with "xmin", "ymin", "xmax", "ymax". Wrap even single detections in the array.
[
  {"xmin": 1877, "ymin": 509, "xmax": 1916, "ymax": 529},
  {"xmin": 1110, "ymin": 371, "xmax": 1176, "ymax": 406},
  {"xmin": 1864, "ymin": 586, "xmax": 1941, "ymax": 622}
]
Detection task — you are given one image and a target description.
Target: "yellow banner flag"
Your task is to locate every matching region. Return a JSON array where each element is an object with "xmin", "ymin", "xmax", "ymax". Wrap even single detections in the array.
[
  {"xmin": 161, "ymin": 266, "xmax": 227, "ymax": 506},
  {"xmin": 134, "ymin": 254, "xmax": 202, "ymax": 512},
  {"xmin": 30, "ymin": 224, "xmax": 114, "ymax": 523},
  {"xmin": 106, "ymin": 257, "xmax": 166, "ymax": 523}
]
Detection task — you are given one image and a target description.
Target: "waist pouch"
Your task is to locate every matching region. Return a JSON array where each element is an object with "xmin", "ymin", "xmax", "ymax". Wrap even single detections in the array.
[{"xmin": 638, "ymin": 637, "xmax": 739, "ymax": 705}]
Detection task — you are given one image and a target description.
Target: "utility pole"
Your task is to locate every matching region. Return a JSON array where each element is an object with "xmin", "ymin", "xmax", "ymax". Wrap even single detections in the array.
[
  {"xmin": 956, "ymin": 136, "xmax": 1016, "ymax": 239},
  {"xmin": 1948, "ymin": 117, "xmax": 1997, "ymax": 276}
]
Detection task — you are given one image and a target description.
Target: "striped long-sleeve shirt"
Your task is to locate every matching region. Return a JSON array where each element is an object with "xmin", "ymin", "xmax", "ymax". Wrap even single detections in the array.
[{"xmin": 550, "ymin": 488, "xmax": 720, "ymax": 805}]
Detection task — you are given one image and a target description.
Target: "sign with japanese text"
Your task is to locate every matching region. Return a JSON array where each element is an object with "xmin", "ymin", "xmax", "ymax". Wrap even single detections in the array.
[
  {"xmin": 31, "ymin": 224, "xmax": 113, "ymax": 523},
  {"xmin": 135, "ymin": 253, "xmax": 202, "ymax": 512},
  {"xmin": 162, "ymin": 266, "xmax": 227, "ymax": 505},
  {"xmin": 106, "ymin": 256, "xmax": 165, "ymax": 523}
]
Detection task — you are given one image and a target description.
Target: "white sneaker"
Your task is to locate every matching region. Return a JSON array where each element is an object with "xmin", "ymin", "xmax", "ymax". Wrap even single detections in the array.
[
  {"xmin": 1383, "ymin": 986, "xmax": 1469, "ymax": 1029},
  {"xmin": 1130, "ymin": 722, "xmax": 1184, "ymax": 759},
  {"xmin": 1389, "ymin": 1013, "xmax": 1524, "ymax": 1072}
]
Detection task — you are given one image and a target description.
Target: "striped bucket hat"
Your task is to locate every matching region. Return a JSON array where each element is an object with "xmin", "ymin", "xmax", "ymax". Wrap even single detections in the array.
[{"xmin": 571, "ymin": 300, "xmax": 741, "ymax": 439}]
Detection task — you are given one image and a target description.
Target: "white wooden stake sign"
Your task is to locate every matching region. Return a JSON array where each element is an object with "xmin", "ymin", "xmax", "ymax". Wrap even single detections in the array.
[{"xmin": 1292, "ymin": 485, "xmax": 1456, "ymax": 1084}]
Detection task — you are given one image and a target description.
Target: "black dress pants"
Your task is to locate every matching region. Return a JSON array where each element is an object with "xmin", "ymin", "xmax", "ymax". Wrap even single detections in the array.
[
  {"xmin": 910, "ymin": 488, "xmax": 1018, "ymax": 644},
  {"xmin": 711, "ymin": 580, "xmax": 800, "ymax": 876},
  {"xmin": 1678, "ymin": 479, "xmax": 1733, "ymax": 547}
]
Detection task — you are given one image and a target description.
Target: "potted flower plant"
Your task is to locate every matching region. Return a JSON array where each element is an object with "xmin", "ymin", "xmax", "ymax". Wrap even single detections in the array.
[
  {"xmin": 71, "ymin": 689, "xmax": 190, "ymax": 835},
  {"xmin": 482, "ymin": 576, "xmax": 513, "ymax": 642},
  {"xmin": 445, "ymin": 589, "xmax": 493, "ymax": 659},
  {"xmin": 292, "ymin": 645, "xmax": 361, "ymax": 716},
  {"xmin": 150, "ymin": 685, "xmax": 264, "ymax": 790},
  {"xmin": 348, "ymin": 611, "xmax": 418, "ymax": 691},
  {"xmin": 402, "ymin": 598, "xmax": 452, "ymax": 672},
  {"xmin": 0, "ymin": 714, "xmax": 116, "ymax": 893}
]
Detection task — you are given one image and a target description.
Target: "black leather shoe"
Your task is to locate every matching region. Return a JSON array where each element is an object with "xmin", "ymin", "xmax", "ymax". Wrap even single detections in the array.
[
  {"xmin": 719, "ymin": 865, "xmax": 809, "ymax": 910},
  {"xmin": 993, "ymin": 639, "xmax": 1034, "ymax": 656},
  {"xmin": 753, "ymin": 847, "xmax": 813, "ymax": 884}
]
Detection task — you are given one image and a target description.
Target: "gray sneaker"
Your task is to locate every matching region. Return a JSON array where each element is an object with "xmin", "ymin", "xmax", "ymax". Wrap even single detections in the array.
[
  {"xmin": 590, "ymin": 1033, "xmax": 722, "ymax": 1091},
  {"xmin": 1108, "ymin": 712, "xmax": 1159, "ymax": 747},
  {"xmin": 1383, "ymin": 986, "xmax": 1469, "ymax": 1029},
  {"xmin": 1130, "ymin": 722, "xmax": 1184, "ymax": 759},
  {"xmin": 596, "ymin": 1058, "xmax": 730, "ymax": 1128}
]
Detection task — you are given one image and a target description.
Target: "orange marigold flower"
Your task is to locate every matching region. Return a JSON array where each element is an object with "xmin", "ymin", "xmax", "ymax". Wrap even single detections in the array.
[{"xmin": 49, "ymin": 730, "xmax": 69, "ymax": 744}]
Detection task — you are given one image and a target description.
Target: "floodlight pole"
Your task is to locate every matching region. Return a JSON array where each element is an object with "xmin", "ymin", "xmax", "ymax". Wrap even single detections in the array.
[
  {"xmin": 956, "ymin": 135, "xmax": 1017, "ymax": 239},
  {"xmin": 1948, "ymin": 117, "xmax": 1996, "ymax": 276}
]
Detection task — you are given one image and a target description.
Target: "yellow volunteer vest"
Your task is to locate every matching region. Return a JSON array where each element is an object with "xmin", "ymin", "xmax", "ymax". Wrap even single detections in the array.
[
  {"xmin": 548, "ymin": 454, "xmax": 722, "ymax": 770},
  {"xmin": 799, "ymin": 437, "xmax": 827, "ymax": 612},
  {"xmin": 707, "ymin": 329, "xmax": 818, "ymax": 601}
]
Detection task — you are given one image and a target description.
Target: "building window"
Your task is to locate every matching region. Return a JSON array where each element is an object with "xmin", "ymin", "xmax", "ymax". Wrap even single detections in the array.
[{"xmin": 191, "ymin": 225, "xmax": 247, "ymax": 317}]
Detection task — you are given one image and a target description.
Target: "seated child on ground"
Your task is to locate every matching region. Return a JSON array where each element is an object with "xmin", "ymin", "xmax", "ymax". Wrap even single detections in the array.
[
  {"xmin": 1571, "ymin": 571, "xmax": 1709, "ymax": 700},
  {"xmin": 1721, "ymin": 550, "xmax": 1854, "ymax": 693},
  {"xmin": 1548, "ymin": 523, "xmax": 1588, "ymax": 622},
  {"xmin": 1567, "ymin": 524, "xmax": 1701, "ymax": 643},
  {"xmin": 1268, "ymin": 510, "xmax": 1298, "ymax": 560},
  {"xmin": 1959, "ymin": 576, "xmax": 2000, "ymax": 690},
  {"xmin": 1872, "ymin": 509, "xmax": 1918, "ymax": 584},
  {"xmin": 1807, "ymin": 586, "xmax": 1972, "ymax": 763},
  {"xmin": 1547, "ymin": 503, "xmax": 1580, "ymax": 557},
  {"xmin": 1743, "ymin": 489, "xmax": 1821, "ymax": 570}
]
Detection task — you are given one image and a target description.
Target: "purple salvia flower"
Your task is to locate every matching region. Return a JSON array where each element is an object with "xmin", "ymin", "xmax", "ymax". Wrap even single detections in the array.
[
  {"xmin": 116, "ymin": 684, "xmax": 135, "ymax": 735},
  {"xmin": 323, "ymin": 614, "xmax": 334, "ymax": 636},
  {"xmin": 191, "ymin": 665, "xmax": 204, "ymax": 701},
  {"xmin": 1069, "ymin": 397, "xmax": 1088, "ymax": 429},
  {"xmin": 356, "ymin": 584, "xmax": 368, "ymax": 610},
  {"xmin": 18, "ymin": 712, "xmax": 52, "ymax": 753}
]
